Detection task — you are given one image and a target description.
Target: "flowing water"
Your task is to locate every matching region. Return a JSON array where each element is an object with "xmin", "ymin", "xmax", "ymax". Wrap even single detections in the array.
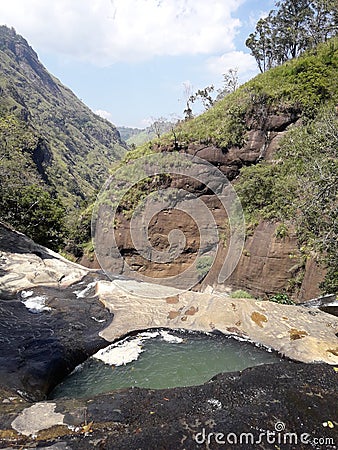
[{"xmin": 50, "ymin": 330, "xmax": 282, "ymax": 399}]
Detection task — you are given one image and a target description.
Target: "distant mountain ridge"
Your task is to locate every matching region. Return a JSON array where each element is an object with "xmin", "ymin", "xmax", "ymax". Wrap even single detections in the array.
[
  {"xmin": 0, "ymin": 25, "xmax": 126, "ymax": 210},
  {"xmin": 0, "ymin": 25, "xmax": 127, "ymax": 246},
  {"xmin": 118, "ymin": 126, "xmax": 155, "ymax": 147}
]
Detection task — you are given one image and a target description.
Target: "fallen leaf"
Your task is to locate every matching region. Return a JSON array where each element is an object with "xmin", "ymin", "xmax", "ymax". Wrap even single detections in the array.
[{"xmin": 82, "ymin": 421, "xmax": 93, "ymax": 434}]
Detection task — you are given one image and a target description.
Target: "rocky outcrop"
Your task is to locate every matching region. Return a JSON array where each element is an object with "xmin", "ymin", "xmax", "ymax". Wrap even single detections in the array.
[
  {"xmin": 0, "ymin": 223, "xmax": 337, "ymax": 448},
  {"xmin": 96, "ymin": 279, "xmax": 338, "ymax": 365},
  {"xmin": 1, "ymin": 221, "xmax": 337, "ymax": 404},
  {"xmin": 95, "ymin": 108, "xmax": 323, "ymax": 299},
  {"xmin": 0, "ymin": 277, "xmax": 112, "ymax": 401},
  {"xmin": 0, "ymin": 223, "xmax": 89, "ymax": 293},
  {"xmin": 220, "ymin": 221, "xmax": 304, "ymax": 298},
  {"xmin": 0, "ymin": 223, "xmax": 112, "ymax": 401},
  {"xmin": 1, "ymin": 361, "xmax": 337, "ymax": 449}
]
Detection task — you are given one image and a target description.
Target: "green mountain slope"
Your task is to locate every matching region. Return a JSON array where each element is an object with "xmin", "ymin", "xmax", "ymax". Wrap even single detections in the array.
[
  {"xmin": 0, "ymin": 26, "xmax": 127, "ymax": 247},
  {"xmin": 118, "ymin": 126, "xmax": 155, "ymax": 147},
  {"xmin": 115, "ymin": 38, "xmax": 338, "ymax": 294}
]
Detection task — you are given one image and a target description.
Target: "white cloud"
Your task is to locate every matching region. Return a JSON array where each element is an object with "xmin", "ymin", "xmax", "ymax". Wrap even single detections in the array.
[
  {"xmin": 95, "ymin": 109, "xmax": 114, "ymax": 121},
  {"xmin": 206, "ymin": 51, "xmax": 258, "ymax": 84},
  {"xmin": 0, "ymin": 0, "xmax": 245, "ymax": 65}
]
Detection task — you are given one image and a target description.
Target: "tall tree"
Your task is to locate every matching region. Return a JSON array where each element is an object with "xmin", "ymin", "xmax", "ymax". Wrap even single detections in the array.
[
  {"xmin": 246, "ymin": 18, "xmax": 274, "ymax": 72},
  {"xmin": 246, "ymin": 0, "xmax": 338, "ymax": 72}
]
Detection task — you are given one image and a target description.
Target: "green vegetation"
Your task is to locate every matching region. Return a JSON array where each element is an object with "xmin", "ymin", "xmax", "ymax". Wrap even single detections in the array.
[
  {"xmin": 246, "ymin": 0, "xmax": 337, "ymax": 72},
  {"xmin": 236, "ymin": 105, "xmax": 338, "ymax": 293},
  {"xmin": 0, "ymin": 115, "xmax": 65, "ymax": 250},
  {"xmin": 0, "ymin": 25, "xmax": 126, "ymax": 250},
  {"xmin": 155, "ymin": 37, "xmax": 337, "ymax": 150},
  {"xmin": 269, "ymin": 293, "xmax": 295, "ymax": 305},
  {"xmin": 230, "ymin": 290, "xmax": 254, "ymax": 299},
  {"xmin": 275, "ymin": 223, "xmax": 289, "ymax": 239},
  {"xmin": 196, "ymin": 256, "xmax": 213, "ymax": 278},
  {"xmin": 118, "ymin": 126, "xmax": 156, "ymax": 147}
]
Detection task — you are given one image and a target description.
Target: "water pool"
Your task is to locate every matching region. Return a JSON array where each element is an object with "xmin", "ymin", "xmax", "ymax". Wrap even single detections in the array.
[{"xmin": 50, "ymin": 330, "xmax": 281, "ymax": 399}]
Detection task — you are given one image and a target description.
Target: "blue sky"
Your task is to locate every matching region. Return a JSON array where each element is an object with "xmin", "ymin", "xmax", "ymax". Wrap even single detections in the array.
[{"xmin": 1, "ymin": 0, "xmax": 275, "ymax": 128}]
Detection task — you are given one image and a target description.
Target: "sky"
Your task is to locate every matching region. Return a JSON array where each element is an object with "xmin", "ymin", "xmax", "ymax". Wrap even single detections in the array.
[{"xmin": 1, "ymin": 0, "xmax": 276, "ymax": 128}]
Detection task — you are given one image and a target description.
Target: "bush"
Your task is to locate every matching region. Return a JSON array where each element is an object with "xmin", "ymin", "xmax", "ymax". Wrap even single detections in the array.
[
  {"xmin": 269, "ymin": 293, "xmax": 294, "ymax": 305},
  {"xmin": 196, "ymin": 256, "xmax": 213, "ymax": 278},
  {"xmin": 230, "ymin": 289, "xmax": 254, "ymax": 299}
]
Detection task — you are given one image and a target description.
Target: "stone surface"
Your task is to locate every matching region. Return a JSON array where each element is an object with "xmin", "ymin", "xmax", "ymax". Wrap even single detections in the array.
[
  {"xmin": 224, "ymin": 221, "xmax": 304, "ymax": 297},
  {"xmin": 0, "ymin": 221, "xmax": 337, "ymax": 407},
  {"xmin": 11, "ymin": 402, "xmax": 64, "ymax": 436},
  {"xmin": 0, "ymin": 223, "xmax": 113, "ymax": 401},
  {"xmin": 299, "ymin": 256, "xmax": 327, "ymax": 302},
  {"xmin": 0, "ymin": 362, "xmax": 337, "ymax": 449},
  {"xmin": 0, "ymin": 276, "xmax": 113, "ymax": 401},
  {"xmin": 0, "ymin": 223, "xmax": 89, "ymax": 293},
  {"xmin": 96, "ymin": 279, "xmax": 338, "ymax": 365},
  {"xmin": 80, "ymin": 108, "xmax": 317, "ymax": 300}
]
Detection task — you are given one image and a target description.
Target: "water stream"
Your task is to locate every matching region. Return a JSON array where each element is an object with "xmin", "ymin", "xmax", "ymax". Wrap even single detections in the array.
[{"xmin": 50, "ymin": 330, "xmax": 282, "ymax": 399}]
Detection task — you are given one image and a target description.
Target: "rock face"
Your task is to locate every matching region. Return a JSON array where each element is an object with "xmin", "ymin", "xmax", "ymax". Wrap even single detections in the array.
[
  {"xmin": 96, "ymin": 279, "xmax": 338, "ymax": 365},
  {"xmin": 0, "ymin": 223, "xmax": 113, "ymax": 401},
  {"xmin": 1, "ymin": 362, "xmax": 337, "ymax": 449},
  {"xmin": 222, "ymin": 221, "xmax": 304, "ymax": 297},
  {"xmin": 94, "ymin": 108, "xmax": 325, "ymax": 300}
]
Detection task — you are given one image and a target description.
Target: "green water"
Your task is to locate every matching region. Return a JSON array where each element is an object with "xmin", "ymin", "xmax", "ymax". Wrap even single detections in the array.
[{"xmin": 50, "ymin": 331, "xmax": 281, "ymax": 399}]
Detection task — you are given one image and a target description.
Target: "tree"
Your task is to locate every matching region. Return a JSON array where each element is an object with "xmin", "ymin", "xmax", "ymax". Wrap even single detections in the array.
[
  {"xmin": 246, "ymin": 18, "xmax": 274, "ymax": 72},
  {"xmin": 216, "ymin": 68, "xmax": 239, "ymax": 101},
  {"xmin": 246, "ymin": 0, "xmax": 338, "ymax": 72},
  {"xmin": 150, "ymin": 117, "xmax": 171, "ymax": 139},
  {"xmin": 189, "ymin": 85, "xmax": 215, "ymax": 111}
]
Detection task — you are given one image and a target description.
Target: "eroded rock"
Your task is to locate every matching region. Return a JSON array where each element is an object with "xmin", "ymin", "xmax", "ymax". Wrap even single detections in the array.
[
  {"xmin": 97, "ymin": 279, "xmax": 338, "ymax": 365},
  {"xmin": 1, "ymin": 362, "xmax": 337, "ymax": 449}
]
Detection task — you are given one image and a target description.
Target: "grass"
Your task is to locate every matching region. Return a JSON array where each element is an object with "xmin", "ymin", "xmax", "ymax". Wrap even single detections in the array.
[{"xmin": 230, "ymin": 290, "xmax": 254, "ymax": 299}]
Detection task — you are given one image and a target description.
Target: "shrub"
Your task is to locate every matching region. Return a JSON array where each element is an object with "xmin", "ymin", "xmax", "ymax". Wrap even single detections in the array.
[
  {"xmin": 230, "ymin": 289, "xmax": 254, "ymax": 299},
  {"xmin": 269, "ymin": 293, "xmax": 294, "ymax": 305}
]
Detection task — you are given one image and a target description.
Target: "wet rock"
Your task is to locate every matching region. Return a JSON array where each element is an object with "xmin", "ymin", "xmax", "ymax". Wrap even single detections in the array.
[
  {"xmin": 1, "ymin": 361, "xmax": 337, "ymax": 449},
  {"xmin": 0, "ymin": 223, "xmax": 89, "ymax": 293},
  {"xmin": 0, "ymin": 276, "xmax": 113, "ymax": 401},
  {"xmin": 0, "ymin": 222, "xmax": 113, "ymax": 401}
]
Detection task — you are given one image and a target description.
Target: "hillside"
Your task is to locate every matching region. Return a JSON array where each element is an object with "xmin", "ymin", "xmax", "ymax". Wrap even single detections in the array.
[
  {"xmin": 0, "ymin": 26, "xmax": 126, "ymax": 248},
  {"xmin": 103, "ymin": 38, "xmax": 338, "ymax": 297},
  {"xmin": 118, "ymin": 125, "xmax": 155, "ymax": 147}
]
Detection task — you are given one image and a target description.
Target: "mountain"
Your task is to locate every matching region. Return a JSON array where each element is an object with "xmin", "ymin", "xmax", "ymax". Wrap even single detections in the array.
[
  {"xmin": 101, "ymin": 38, "xmax": 338, "ymax": 298},
  {"xmin": 118, "ymin": 119, "xmax": 177, "ymax": 148},
  {"xmin": 118, "ymin": 125, "xmax": 155, "ymax": 147},
  {"xmin": 0, "ymin": 26, "xmax": 127, "ymax": 248}
]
